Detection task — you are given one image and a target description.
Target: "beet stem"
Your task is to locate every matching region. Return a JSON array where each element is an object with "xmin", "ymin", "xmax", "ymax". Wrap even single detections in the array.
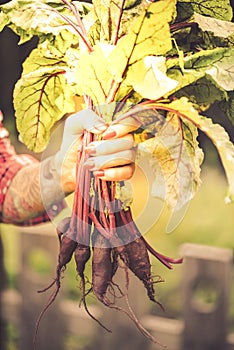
[{"xmin": 141, "ymin": 236, "xmax": 183, "ymax": 269}]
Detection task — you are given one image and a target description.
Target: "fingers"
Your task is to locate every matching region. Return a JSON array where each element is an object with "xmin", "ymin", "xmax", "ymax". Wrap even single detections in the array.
[
  {"xmin": 102, "ymin": 116, "xmax": 141, "ymax": 139},
  {"xmin": 83, "ymin": 133, "xmax": 137, "ymax": 181},
  {"xmin": 84, "ymin": 149, "xmax": 136, "ymax": 170},
  {"xmin": 85, "ymin": 134, "xmax": 135, "ymax": 156},
  {"xmin": 93, "ymin": 164, "xmax": 135, "ymax": 181},
  {"xmin": 83, "ymin": 130, "xmax": 137, "ymax": 181}
]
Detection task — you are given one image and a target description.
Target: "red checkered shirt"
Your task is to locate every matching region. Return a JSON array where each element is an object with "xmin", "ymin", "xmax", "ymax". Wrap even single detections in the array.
[{"xmin": 0, "ymin": 113, "xmax": 64, "ymax": 225}]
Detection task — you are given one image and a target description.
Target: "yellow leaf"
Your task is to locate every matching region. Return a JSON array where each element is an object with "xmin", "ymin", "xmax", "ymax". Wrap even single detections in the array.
[
  {"xmin": 126, "ymin": 56, "xmax": 178, "ymax": 100},
  {"xmin": 76, "ymin": 43, "xmax": 114, "ymax": 105}
]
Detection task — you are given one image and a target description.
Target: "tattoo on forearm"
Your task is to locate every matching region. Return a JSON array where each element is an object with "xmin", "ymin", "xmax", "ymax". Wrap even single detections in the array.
[
  {"xmin": 3, "ymin": 156, "xmax": 66, "ymax": 223},
  {"xmin": 3, "ymin": 162, "xmax": 45, "ymax": 223},
  {"xmin": 3, "ymin": 163, "xmax": 44, "ymax": 222}
]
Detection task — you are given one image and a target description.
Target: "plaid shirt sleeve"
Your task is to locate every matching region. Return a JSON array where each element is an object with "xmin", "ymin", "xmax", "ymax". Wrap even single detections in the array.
[{"xmin": 0, "ymin": 113, "xmax": 65, "ymax": 226}]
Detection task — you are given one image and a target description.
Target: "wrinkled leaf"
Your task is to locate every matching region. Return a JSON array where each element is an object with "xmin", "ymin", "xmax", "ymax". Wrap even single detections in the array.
[
  {"xmin": 45, "ymin": 30, "xmax": 79, "ymax": 58},
  {"xmin": 167, "ymin": 67, "xmax": 204, "ymax": 96},
  {"xmin": 220, "ymin": 90, "xmax": 234, "ymax": 126},
  {"xmin": 107, "ymin": 0, "xmax": 176, "ymax": 82},
  {"xmin": 194, "ymin": 12, "xmax": 234, "ymax": 38},
  {"xmin": 138, "ymin": 110, "xmax": 203, "ymax": 210},
  {"xmin": 0, "ymin": 11, "xmax": 8, "ymax": 31},
  {"xmin": 179, "ymin": 0, "xmax": 233, "ymax": 21},
  {"xmin": 14, "ymin": 46, "xmax": 75, "ymax": 152},
  {"xmin": 158, "ymin": 98, "xmax": 234, "ymax": 203},
  {"xmin": 166, "ymin": 47, "xmax": 233, "ymax": 96},
  {"xmin": 184, "ymin": 47, "xmax": 229, "ymax": 70},
  {"xmin": 180, "ymin": 47, "xmax": 234, "ymax": 91},
  {"xmin": 117, "ymin": 103, "xmax": 165, "ymax": 131},
  {"xmin": 92, "ymin": 0, "xmax": 125, "ymax": 43},
  {"xmin": 205, "ymin": 49, "xmax": 234, "ymax": 91},
  {"xmin": 175, "ymin": 76, "xmax": 227, "ymax": 107},
  {"xmin": 85, "ymin": 11, "xmax": 101, "ymax": 45},
  {"xmin": 0, "ymin": 0, "xmax": 87, "ymax": 43},
  {"xmin": 92, "ymin": 0, "xmax": 147, "ymax": 42},
  {"xmin": 175, "ymin": 2, "xmax": 193, "ymax": 22},
  {"xmin": 125, "ymin": 56, "xmax": 178, "ymax": 100},
  {"xmin": 75, "ymin": 43, "xmax": 114, "ymax": 106}
]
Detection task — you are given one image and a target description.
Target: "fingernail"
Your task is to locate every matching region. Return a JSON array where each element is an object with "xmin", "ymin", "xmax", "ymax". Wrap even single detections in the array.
[
  {"xmin": 84, "ymin": 146, "xmax": 96, "ymax": 155},
  {"xmin": 83, "ymin": 159, "xmax": 95, "ymax": 170},
  {"xmin": 93, "ymin": 170, "xmax": 105, "ymax": 177},
  {"xmin": 102, "ymin": 128, "xmax": 117, "ymax": 139},
  {"xmin": 96, "ymin": 124, "xmax": 107, "ymax": 131}
]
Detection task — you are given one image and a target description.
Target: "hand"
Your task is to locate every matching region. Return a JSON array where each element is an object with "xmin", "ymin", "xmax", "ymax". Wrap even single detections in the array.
[{"xmin": 55, "ymin": 109, "xmax": 140, "ymax": 193}]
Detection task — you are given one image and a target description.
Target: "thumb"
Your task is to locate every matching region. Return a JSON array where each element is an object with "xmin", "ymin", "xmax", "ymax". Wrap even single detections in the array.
[
  {"xmin": 60, "ymin": 109, "xmax": 107, "ymax": 154},
  {"xmin": 64, "ymin": 109, "xmax": 107, "ymax": 137}
]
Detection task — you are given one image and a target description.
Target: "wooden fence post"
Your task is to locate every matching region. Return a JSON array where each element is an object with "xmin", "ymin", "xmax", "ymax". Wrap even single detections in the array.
[
  {"xmin": 18, "ymin": 224, "xmax": 67, "ymax": 350},
  {"xmin": 180, "ymin": 243, "xmax": 233, "ymax": 350}
]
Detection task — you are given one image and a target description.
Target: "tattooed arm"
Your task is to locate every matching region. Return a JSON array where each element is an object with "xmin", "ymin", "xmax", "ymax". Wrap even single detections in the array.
[
  {"xmin": 2, "ymin": 158, "xmax": 65, "ymax": 224},
  {"xmin": 0, "ymin": 110, "xmax": 64, "ymax": 225},
  {"xmin": 3, "ymin": 163, "xmax": 44, "ymax": 222}
]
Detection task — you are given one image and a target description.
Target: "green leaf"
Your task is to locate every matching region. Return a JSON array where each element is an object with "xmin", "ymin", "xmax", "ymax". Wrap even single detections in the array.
[
  {"xmin": 0, "ymin": 0, "xmax": 83, "ymax": 43},
  {"xmin": 113, "ymin": 81, "xmax": 133, "ymax": 103},
  {"xmin": 125, "ymin": 56, "xmax": 179, "ymax": 100},
  {"xmin": 138, "ymin": 109, "xmax": 203, "ymax": 210},
  {"xmin": 92, "ymin": 0, "xmax": 147, "ymax": 43},
  {"xmin": 183, "ymin": 47, "xmax": 229, "ymax": 70},
  {"xmin": 114, "ymin": 87, "xmax": 142, "ymax": 107},
  {"xmin": 167, "ymin": 67, "xmax": 205, "ymax": 96},
  {"xmin": 194, "ymin": 12, "xmax": 234, "ymax": 39},
  {"xmin": 86, "ymin": 14, "xmax": 101, "ymax": 46},
  {"xmin": 205, "ymin": 49, "xmax": 234, "ymax": 91},
  {"xmin": 161, "ymin": 98, "xmax": 234, "ymax": 203},
  {"xmin": 220, "ymin": 91, "xmax": 234, "ymax": 125},
  {"xmin": 175, "ymin": 2, "xmax": 193, "ymax": 22},
  {"xmin": 92, "ymin": 0, "xmax": 125, "ymax": 43},
  {"xmin": 75, "ymin": 43, "xmax": 114, "ymax": 106},
  {"xmin": 14, "ymin": 45, "xmax": 75, "ymax": 152},
  {"xmin": 166, "ymin": 47, "xmax": 234, "ymax": 97},
  {"xmin": 45, "ymin": 29, "xmax": 79, "ymax": 58},
  {"xmin": 0, "ymin": 11, "xmax": 9, "ymax": 32},
  {"xmin": 107, "ymin": 0, "xmax": 176, "ymax": 82},
  {"xmin": 179, "ymin": 0, "xmax": 233, "ymax": 21},
  {"xmin": 178, "ymin": 47, "xmax": 234, "ymax": 91},
  {"xmin": 174, "ymin": 76, "xmax": 228, "ymax": 107}
]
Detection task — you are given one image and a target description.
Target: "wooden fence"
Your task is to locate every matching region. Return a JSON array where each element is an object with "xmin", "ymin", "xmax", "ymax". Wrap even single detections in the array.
[{"xmin": 1, "ymin": 223, "xmax": 234, "ymax": 350}]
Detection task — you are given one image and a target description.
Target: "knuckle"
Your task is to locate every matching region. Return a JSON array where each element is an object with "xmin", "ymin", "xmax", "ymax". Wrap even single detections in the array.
[
  {"xmin": 125, "ymin": 149, "xmax": 135, "ymax": 162},
  {"xmin": 123, "ymin": 150, "xmax": 132, "ymax": 162},
  {"xmin": 125, "ymin": 164, "xmax": 135, "ymax": 179}
]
